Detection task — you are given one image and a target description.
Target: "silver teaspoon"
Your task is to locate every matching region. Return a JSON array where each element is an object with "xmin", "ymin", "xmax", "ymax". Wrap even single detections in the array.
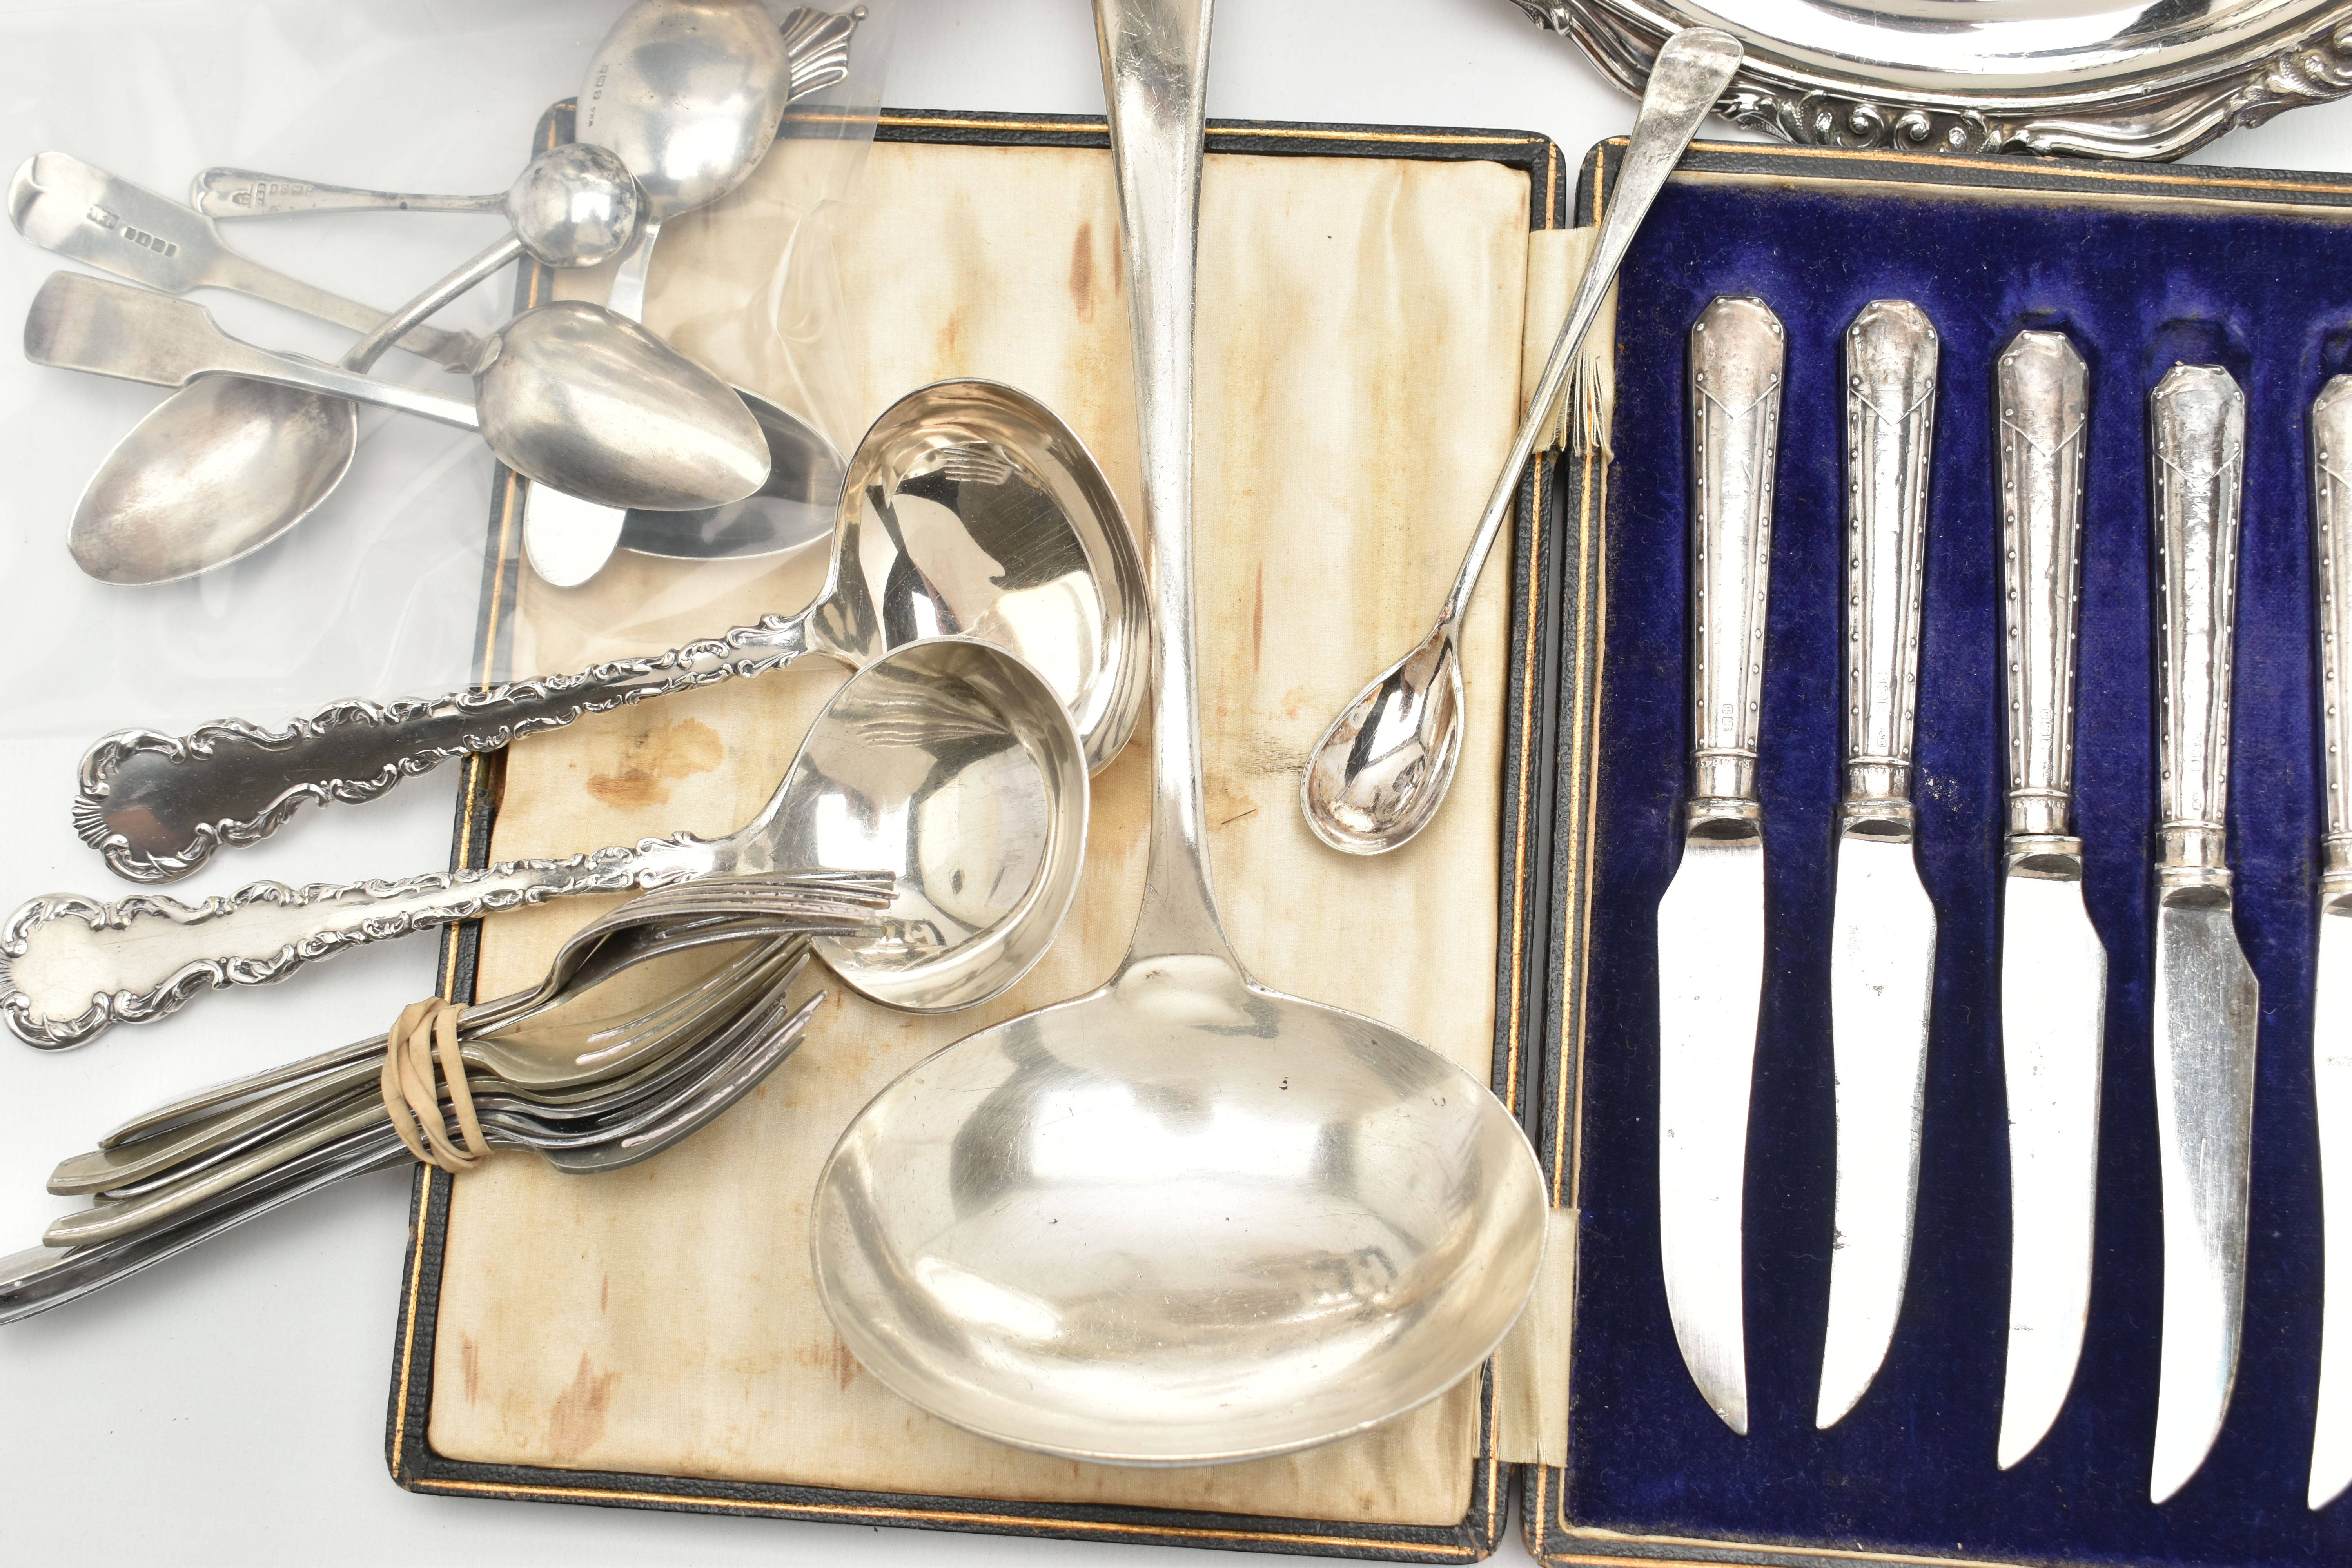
[
  {"xmin": 5, "ymin": 637, "xmax": 1087, "ymax": 1047},
  {"xmin": 806, "ymin": 0, "xmax": 1546, "ymax": 1468},
  {"xmin": 66, "ymin": 142, "xmax": 644, "ymax": 584},
  {"xmin": 1298, "ymin": 28, "xmax": 1741, "ymax": 854},
  {"xmin": 76, "ymin": 378, "xmax": 1147, "ymax": 883}
]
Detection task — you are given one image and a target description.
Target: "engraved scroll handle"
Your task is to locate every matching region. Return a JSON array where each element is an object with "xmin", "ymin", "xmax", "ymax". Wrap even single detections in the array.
[
  {"xmin": 1997, "ymin": 331, "xmax": 2090, "ymax": 861},
  {"xmin": 76, "ymin": 618, "xmax": 821, "ymax": 885},
  {"xmin": 1, "ymin": 837, "xmax": 720, "ymax": 1049},
  {"xmin": 191, "ymin": 168, "xmax": 506, "ymax": 217},
  {"xmin": 2314, "ymin": 377, "xmax": 2352, "ymax": 903},
  {"xmin": 2150, "ymin": 365, "xmax": 2247, "ymax": 893},
  {"xmin": 1685, "ymin": 295, "xmax": 1782, "ymax": 834},
  {"xmin": 1841, "ymin": 300, "xmax": 1940, "ymax": 832}
]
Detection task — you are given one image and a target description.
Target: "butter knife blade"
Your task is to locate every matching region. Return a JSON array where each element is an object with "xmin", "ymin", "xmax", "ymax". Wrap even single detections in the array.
[
  {"xmin": 1819, "ymin": 299, "xmax": 1940, "ymax": 1430},
  {"xmin": 2308, "ymin": 375, "xmax": 2352, "ymax": 1509},
  {"xmin": 1993, "ymin": 331, "xmax": 2107, "ymax": 1470},
  {"xmin": 2147, "ymin": 363, "xmax": 2259, "ymax": 1504},
  {"xmin": 1658, "ymin": 296, "xmax": 1784, "ymax": 1436}
]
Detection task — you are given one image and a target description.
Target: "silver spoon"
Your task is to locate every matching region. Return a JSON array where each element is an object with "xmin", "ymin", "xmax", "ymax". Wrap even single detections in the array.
[
  {"xmin": 534, "ymin": 0, "xmax": 860, "ymax": 584},
  {"xmin": 59, "ymin": 141, "xmax": 649, "ymax": 584},
  {"xmin": 1298, "ymin": 28, "xmax": 1743, "ymax": 855},
  {"xmin": 7, "ymin": 637, "xmax": 1088, "ymax": 1047},
  {"xmin": 76, "ymin": 377, "xmax": 1148, "ymax": 882},
  {"xmin": 8, "ymin": 151, "xmax": 482, "ymax": 372},
  {"xmin": 806, "ymin": 0, "xmax": 1546, "ymax": 1469}
]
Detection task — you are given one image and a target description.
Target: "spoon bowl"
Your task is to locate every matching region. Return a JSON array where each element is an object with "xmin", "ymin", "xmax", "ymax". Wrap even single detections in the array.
[
  {"xmin": 813, "ymin": 958, "xmax": 1545, "ymax": 1463},
  {"xmin": 580, "ymin": 0, "xmax": 793, "ymax": 223},
  {"xmin": 1301, "ymin": 624, "xmax": 1461, "ymax": 855}
]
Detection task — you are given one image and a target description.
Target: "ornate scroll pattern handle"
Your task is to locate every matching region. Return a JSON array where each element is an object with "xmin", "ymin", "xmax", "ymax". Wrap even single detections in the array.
[
  {"xmin": 2316, "ymin": 377, "xmax": 2352, "ymax": 908},
  {"xmin": 1841, "ymin": 299, "xmax": 1939, "ymax": 835},
  {"xmin": 1997, "ymin": 331, "xmax": 2090, "ymax": 874},
  {"xmin": 76, "ymin": 618, "xmax": 819, "ymax": 885},
  {"xmin": 2151, "ymin": 365, "xmax": 2247, "ymax": 898},
  {"xmin": 1686, "ymin": 295, "xmax": 1783, "ymax": 835},
  {"xmin": 1, "ymin": 837, "xmax": 723, "ymax": 1049}
]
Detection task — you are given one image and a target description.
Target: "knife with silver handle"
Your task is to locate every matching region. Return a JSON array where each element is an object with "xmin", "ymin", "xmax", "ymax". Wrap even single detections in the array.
[
  {"xmin": 2146, "ymin": 362, "xmax": 2259, "ymax": 1504},
  {"xmin": 1818, "ymin": 298, "xmax": 1940, "ymax": 1431},
  {"xmin": 2310, "ymin": 375, "xmax": 2352, "ymax": 1510},
  {"xmin": 1993, "ymin": 330, "xmax": 2108, "ymax": 1470},
  {"xmin": 1657, "ymin": 295, "xmax": 1784, "ymax": 1437},
  {"xmin": 6, "ymin": 151, "xmax": 481, "ymax": 372}
]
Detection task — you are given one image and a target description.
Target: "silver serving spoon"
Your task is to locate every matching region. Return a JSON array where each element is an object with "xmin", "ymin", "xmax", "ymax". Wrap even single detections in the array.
[
  {"xmin": 59, "ymin": 142, "xmax": 650, "ymax": 584},
  {"xmin": 806, "ymin": 0, "xmax": 1546, "ymax": 1469},
  {"xmin": 1298, "ymin": 29, "xmax": 1742, "ymax": 854},
  {"xmin": 76, "ymin": 378, "xmax": 1148, "ymax": 883},
  {"xmin": 532, "ymin": 0, "xmax": 859, "ymax": 584},
  {"xmin": 7, "ymin": 637, "xmax": 1088, "ymax": 1047}
]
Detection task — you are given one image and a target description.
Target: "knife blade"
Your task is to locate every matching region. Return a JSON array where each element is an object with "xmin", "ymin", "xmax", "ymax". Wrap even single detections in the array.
[
  {"xmin": 1992, "ymin": 330, "xmax": 2108, "ymax": 1470},
  {"xmin": 2147, "ymin": 363, "xmax": 2260, "ymax": 1504},
  {"xmin": 1657, "ymin": 295, "xmax": 1785, "ymax": 1436},
  {"xmin": 2309, "ymin": 375, "xmax": 2352, "ymax": 1510},
  {"xmin": 1818, "ymin": 298, "xmax": 1940, "ymax": 1431}
]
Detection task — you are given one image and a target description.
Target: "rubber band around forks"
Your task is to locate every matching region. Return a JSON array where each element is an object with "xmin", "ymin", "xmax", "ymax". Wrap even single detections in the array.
[{"xmin": 379, "ymin": 998, "xmax": 489, "ymax": 1173}]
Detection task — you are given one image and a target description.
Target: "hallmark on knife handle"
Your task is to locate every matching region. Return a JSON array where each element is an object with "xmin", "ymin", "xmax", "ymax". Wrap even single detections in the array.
[
  {"xmin": 1997, "ymin": 331, "xmax": 2091, "ymax": 875},
  {"xmin": 2316, "ymin": 376, "xmax": 2352, "ymax": 909},
  {"xmin": 2151, "ymin": 364, "xmax": 2246, "ymax": 897},
  {"xmin": 1686, "ymin": 296, "xmax": 1784, "ymax": 833},
  {"xmin": 1841, "ymin": 299, "xmax": 1938, "ymax": 831}
]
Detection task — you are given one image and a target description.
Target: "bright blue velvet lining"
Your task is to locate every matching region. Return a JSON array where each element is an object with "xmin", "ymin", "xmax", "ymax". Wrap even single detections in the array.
[{"xmin": 1568, "ymin": 174, "xmax": 2352, "ymax": 1564}]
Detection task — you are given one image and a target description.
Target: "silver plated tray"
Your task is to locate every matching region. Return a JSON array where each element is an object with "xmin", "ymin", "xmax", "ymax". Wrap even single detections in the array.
[{"xmin": 1507, "ymin": 0, "xmax": 2352, "ymax": 158}]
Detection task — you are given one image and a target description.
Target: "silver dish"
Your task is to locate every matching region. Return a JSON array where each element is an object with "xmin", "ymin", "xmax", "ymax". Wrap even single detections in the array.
[{"xmin": 1505, "ymin": 0, "xmax": 2352, "ymax": 158}]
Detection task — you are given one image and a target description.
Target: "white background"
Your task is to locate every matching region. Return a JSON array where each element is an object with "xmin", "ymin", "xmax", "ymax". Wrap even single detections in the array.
[{"xmin": 2, "ymin": 1, "xmax": 2349, "ymax": 1561}]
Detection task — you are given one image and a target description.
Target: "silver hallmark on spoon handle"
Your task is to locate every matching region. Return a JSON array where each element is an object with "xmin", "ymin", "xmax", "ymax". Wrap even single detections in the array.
[
  {"xmin": 2146, "ymin": 362, "xmax": 2259, "ymax": 1504},
  {"xmin": 2311, "ymin": 375, "xmax": 2352, "ymax": 1510},
  {"xmin": 1818, "ymin": 298, "xmax": 1941, "ymax": 1432},
  {"xmin": 1991, "ymin": 330, "xmax": 2107, "ymax": 1471},
  {"xmin": 1656, "ymin": 294, "xmax": 1783, "ymax": 1436}
]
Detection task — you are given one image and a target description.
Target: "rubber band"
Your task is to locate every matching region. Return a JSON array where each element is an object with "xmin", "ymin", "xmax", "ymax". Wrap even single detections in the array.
[{"xmin": 379, "ymin": 997, "xmax": 490, "ymax": 1173}]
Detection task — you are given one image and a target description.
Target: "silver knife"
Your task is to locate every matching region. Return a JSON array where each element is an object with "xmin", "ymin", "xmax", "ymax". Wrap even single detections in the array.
[
  {"xmin": 1993, "ymin": 330, "xmax": 2107, "ymax": 1470},
  {"xmin": 2310, "ymin": 374, "xmax": 2352, "ymax": 1510},
  {"xmin": 1658, "ymin": 295, "xmax": 1785, "ymax": 1436},
  {"xmin": 2147, "ymin": 363, "xmax": 2260, "ymax": 1504},
  {"xmin": 1818, "ymin": 298, "xmax": 1940, "ymax": 1431}
]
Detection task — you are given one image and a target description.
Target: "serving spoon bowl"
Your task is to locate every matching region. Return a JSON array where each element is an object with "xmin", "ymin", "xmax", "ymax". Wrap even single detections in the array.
[{"xmin": 808, "ymin": 0, "xmax": 1546, "ymax": 1467}]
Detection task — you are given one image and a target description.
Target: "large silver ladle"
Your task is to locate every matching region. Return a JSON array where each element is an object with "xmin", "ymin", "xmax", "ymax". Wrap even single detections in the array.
[
  {"xmin": 5, "ymin": 637, "xmax": 1088, "ymax": 1049},
  {"xmin": 1297, "ymin": 29, "xmax": 1742, "ymax": 855},
  {"xmin": 806, "ymin": 0, "xmax": 1547, "ymax": 1468},
  {"xmin": 74, "ymin": 377, "xmax": 1148, "ymax": 884},
  {"xmin": 58, "ymin": 142, "xmax": 667, "ymax": 584}
]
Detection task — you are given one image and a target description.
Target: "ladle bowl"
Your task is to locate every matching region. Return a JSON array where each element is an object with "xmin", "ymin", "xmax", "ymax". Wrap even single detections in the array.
[{"xmin": 812, "ymin": 960, "xmax": 1546, "ymax": 1462}]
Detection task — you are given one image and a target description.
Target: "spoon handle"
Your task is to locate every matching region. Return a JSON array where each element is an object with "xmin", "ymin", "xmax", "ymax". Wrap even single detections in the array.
[
  {"xmin": 1436, "ymin": 29, "xmax": 1740, "ymax": 630},
  {"xmin": 191, "ymin": 167, "xmax": 507, "ymax": 217},
  {"xmin": 73, "ymin": 621, "xmax": 817, "ymax": 884},
  {"xmin": 1, "ymin": 837, "xmax": 720, "ymax": 1048}
]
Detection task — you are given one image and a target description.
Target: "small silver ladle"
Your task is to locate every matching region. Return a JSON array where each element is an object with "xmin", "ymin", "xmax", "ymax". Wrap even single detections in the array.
[
  {"xmin": 806, "ymin": 0, "xmax": 1546, "ymax": 1468},
  {"xmin": 76, "ymin": 378, "xmax": 1148, "ymax": 883},
  {"xmin": 1297, "ymin": 29, "xmax": 1743, "ymax": 855},
  {"xmin": 7, "ymin": 637, "xmax": 1088, "ymax": 1047},
  {"xmin": 62, "ymin": 140, "xmax": 645, "ymax": 584}
]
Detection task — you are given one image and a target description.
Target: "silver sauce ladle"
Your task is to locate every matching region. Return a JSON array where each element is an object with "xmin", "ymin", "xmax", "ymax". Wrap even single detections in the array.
[
  {"xmin": 806, "ymin": 0, "xmax": 1547, "ymax": 1468},
  {"xmin": 6, "ymin": 637, "xmax": 1088, "ymax": 1049}
]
